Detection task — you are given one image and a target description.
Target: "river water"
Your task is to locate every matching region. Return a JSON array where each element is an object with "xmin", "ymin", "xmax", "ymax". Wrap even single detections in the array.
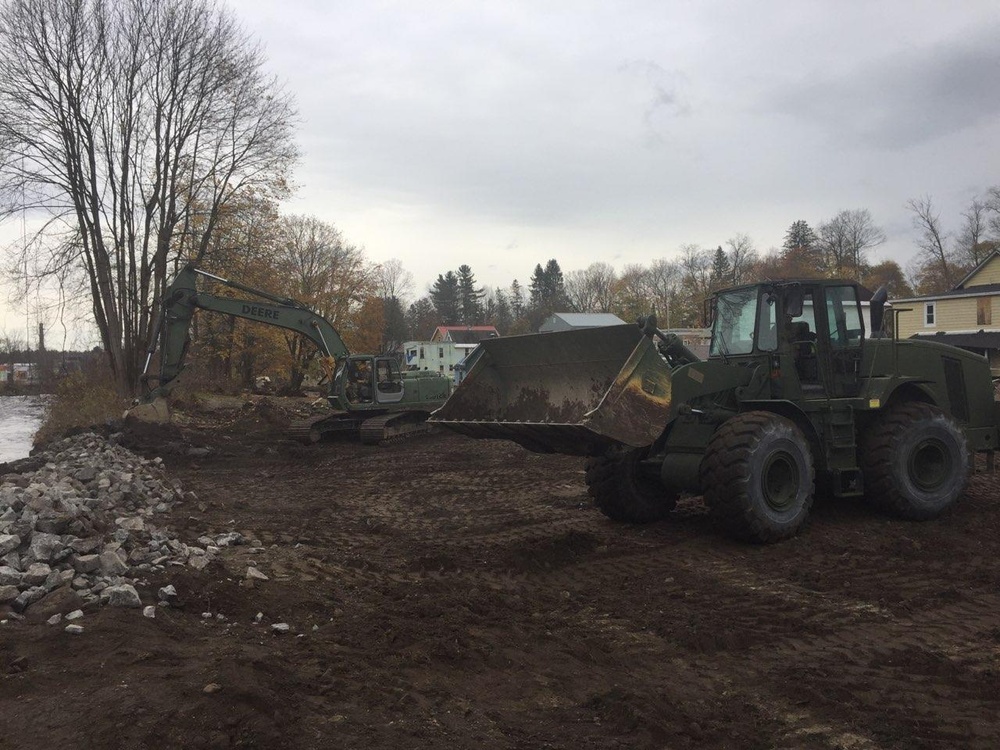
[{"xmin": 0, "ymin": 395, "xmax": 48, "ymax": 462}]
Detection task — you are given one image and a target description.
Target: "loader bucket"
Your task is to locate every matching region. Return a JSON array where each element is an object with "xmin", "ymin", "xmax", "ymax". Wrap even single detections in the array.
[{"xmin": 430, "ymin": 324, "xmax": 674, "ymax": 456}]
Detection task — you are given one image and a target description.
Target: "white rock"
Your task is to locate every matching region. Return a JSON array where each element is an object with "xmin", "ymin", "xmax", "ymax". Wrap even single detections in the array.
[
  {"xmin": 99, "ymin": 551, "xmax": 129, "ymax": 576},
  {"xmin": 271, "ymin": 622, "xmax": 290, "ymax": 633},
  {"xmin": 245, "ymin": 566, "xmax": 269, "ymax": 581},
  {"xmin": 104, "ymin": 583, "xmax": 142, "ymax": 608},
  {"xmin": 64, "ymin": 624, "xmax": 84, "ymax": 634},
  {"xmin": 158, "ymin": 585, "xmax": 177, "ymax": 600},
  {"xmin": 65, "ymin": 609, "xmax": 84, "ymax": 621},
  {"xmin": 28, "ymin": 532, "xmax": 62, "ymax": 562},
  {"xmin": 46, "ymin": 613, "xmax": 62, "ymax": 625},
  {"xmin": 115, "ymin": 516, "xmax": 146, "ymax": 532},
  {"xmin": 142, "ymin": 606, "xmax": 156, "ymax": 619}
]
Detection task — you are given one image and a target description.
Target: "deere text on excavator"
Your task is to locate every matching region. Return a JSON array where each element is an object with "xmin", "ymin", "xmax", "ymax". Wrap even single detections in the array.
[{"xmin": 135, "ymin": 264, "xmax": 451, "ymax": 445}]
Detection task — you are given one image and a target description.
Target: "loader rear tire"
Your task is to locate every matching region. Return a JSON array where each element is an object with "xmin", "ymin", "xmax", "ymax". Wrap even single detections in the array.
[
  {"xmin": 861, "ymin": 402, "xmax": 969, "ymax": 520},
  {"xmin": 701, "ymin": 411, "xmax": 815, "ymax": 543},
  {"xmin": 585, "ymin": 448, "xmax": 677, "ymax": 524}
]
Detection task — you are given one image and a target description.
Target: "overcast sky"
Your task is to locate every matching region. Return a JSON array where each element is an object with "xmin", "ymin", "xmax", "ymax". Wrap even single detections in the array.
[{"xmin": 2, "ymin": 0, "xmax": 999, "ymax": 343}]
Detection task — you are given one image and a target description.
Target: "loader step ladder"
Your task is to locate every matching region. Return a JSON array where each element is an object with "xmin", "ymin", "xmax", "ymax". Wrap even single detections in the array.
[{"xmin": 827, "ymin": 407, "xmax": 863, "ymax": 498}]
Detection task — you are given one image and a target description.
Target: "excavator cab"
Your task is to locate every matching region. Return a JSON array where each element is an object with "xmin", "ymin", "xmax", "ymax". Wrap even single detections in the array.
[{"xmin": 334, "ymin": 355, "xmax": 405, "ymax": 409}]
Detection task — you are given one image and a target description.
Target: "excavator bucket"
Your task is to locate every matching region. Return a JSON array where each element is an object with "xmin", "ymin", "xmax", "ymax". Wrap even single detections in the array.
[{"xmin": 430, "ymin": 324, "xmax": 674, "ymax": 455}]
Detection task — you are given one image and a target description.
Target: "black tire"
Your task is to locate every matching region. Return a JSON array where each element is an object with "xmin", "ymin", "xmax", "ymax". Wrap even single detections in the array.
[
  {"xmin": 584, "ymin": 447, "xmax": 677, "ymax": 523},
  {"xmin": 700, "ymin": 411, "xmax": 815, "ymax": 543},
  {"xmin": 861, "ymin": 402, "xmax": 969, "ymax": 520}
]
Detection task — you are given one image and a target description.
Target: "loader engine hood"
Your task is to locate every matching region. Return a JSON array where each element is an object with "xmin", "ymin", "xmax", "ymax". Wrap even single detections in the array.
[{"xmin": 429, "ymin": 325, "xmax": 674, "ymax": 455}]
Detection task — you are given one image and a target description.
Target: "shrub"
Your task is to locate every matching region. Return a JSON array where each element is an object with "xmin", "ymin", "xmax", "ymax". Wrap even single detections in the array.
[{"xmin": 34, "ymin": 369, "xmax": 128, "ymax": 446}]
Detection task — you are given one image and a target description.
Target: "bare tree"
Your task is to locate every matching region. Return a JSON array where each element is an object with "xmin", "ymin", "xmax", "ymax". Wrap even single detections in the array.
[
  {"xmin": 274, "ymin": 214, "xmax": 374, "ymax": 388},
  {"xmin": 677, "ymin": 244, "xmax": 712, "ymax": 327},
  {"xmin": 956, "ymin": 197, "xmax": 990, "ymax": 267},
  {"xmin": 612, "ymin": 263, "xmax": 653, "ymax": 323},
  {"xmin": 986, "ymin": 186, "xmax": 1000, "ymax": 239},
  {"xmin": 907, "ymin": 196, "xmax": 956, "ymax": 291},
  {"xmin": 374, "ymin": 259, "xmax": 415, "ymax": 304},
  {"xmin": 0, "ymin": 329, "xmax": 24, "ymax": 386},
  {"xmin": 645, "ymin": 258, "xmax": 681, "ymax": 327},
  {"xmin": 0, "ymin": 0, "xmax": 297, "ymax": 393},
  {"xmin": 816, "ymin": 209, "xmax": 885, "ymax": 278},
  {"xmin": 725, "ymin": 233, "xmax": 758, "ymax": 286},
  {"xmin": 565, "ymin": 262, "xmax": 617, "ymax": 312}
]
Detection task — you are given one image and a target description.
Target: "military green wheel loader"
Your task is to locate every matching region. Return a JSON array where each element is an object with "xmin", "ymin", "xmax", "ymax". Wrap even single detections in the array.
[
  {"xmin": 134, "ymin": 264, "xmax": 451, "ymax": 444},
  {"xmin": 431, "ymin": 279, "xmax": 999, "ymax": 542}
]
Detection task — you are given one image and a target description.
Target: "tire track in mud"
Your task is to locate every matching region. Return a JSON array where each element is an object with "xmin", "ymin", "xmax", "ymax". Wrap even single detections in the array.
[
  {"xmin": 540, "ymin": 562, "xmax": 1000, "ymax": 748},
  {"xmin": 162, "ymin": 431, "xmax": 1000, "ymax": 749}
]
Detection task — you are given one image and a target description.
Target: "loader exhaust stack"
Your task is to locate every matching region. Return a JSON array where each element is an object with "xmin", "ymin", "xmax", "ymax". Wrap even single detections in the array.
[{"xmin": 430, "ymin": 324, "xmax": 674, "ymax": 455}]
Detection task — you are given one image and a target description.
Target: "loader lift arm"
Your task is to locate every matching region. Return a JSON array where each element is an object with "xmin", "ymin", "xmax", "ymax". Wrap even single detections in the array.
[{"xmin": 141, "ymin": 264, "xmax": 349, "ymax": 401}]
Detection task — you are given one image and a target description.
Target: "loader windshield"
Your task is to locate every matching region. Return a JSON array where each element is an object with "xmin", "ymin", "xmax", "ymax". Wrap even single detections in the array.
[{"xmin": 711, "ymin": 288, "xmax": 758, "ymax": 356}]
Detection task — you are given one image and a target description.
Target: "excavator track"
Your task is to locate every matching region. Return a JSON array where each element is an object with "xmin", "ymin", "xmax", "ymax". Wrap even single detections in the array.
[
  {"xmin": 288, "ymin": 414, "xmax": 363, "ymax": 444},
  {"xmin": 359, "ymin": 412, "xmax": 433, "ymax": 445}
]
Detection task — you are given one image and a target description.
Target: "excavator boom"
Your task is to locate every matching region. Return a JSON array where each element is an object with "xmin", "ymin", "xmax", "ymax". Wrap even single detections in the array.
[{"xmin": 141, "ymin": 264, "xmax": 349, "ymax": 401}]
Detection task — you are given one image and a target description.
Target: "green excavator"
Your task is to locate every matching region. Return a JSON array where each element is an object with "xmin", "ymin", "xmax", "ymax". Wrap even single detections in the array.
[{"xmin": 135, "ymin": 264, "xmax": 451, "ymax": 444}]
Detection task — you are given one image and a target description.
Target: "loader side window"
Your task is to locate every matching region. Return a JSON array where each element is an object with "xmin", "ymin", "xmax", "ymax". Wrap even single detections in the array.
[
  {"xmin": 755, "ymin": 294, "xmax": 779, "ymax": 351},
  {"xmin": 711, "ymin": 288, "xmax": 758, "ymax": 356},
  {"xmin": 825, "ymin": 286, "xmax": 863, "ymax": 348}
]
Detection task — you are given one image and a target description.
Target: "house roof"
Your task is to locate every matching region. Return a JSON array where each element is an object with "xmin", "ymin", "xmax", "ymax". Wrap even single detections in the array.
[
  {"xmin": 955, "ymin": 249, "xmax": 1000, "ymax": 289},
  {"xmin": 910, "ymin": 330, "xmax": 1000, "ymax": 349},
  {"xmin": 430, "ymin": 325, "xmax": 499, "ymax": 342},
  {"xmin": 894, "ymin": 283, "xmax": 1000, "ymax": 303}
]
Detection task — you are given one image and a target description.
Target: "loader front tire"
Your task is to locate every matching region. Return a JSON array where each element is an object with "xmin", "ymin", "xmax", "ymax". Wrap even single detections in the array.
[
  {"xmin": 861, "ymin": 402, "xmax": 969, "ymax": 520},
  {"xmin": 701, "ymin": 411, "xmax": 815, "ymax": 543},
  {"xmin": 585, "ymin": 447, "xmax": 677, "ymax": 524}
]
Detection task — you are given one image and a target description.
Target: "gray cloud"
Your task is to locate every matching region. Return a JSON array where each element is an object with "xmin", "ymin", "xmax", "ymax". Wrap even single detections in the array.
[{"xmin": 770, "ymin": 28, "xmax": 1000, "ymax": 149}]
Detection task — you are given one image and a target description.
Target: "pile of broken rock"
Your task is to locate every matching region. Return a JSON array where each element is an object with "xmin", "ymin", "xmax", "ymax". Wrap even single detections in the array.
[{"xmin": 0, "ymin": 431, "xmax": 240, "ymax": 620}]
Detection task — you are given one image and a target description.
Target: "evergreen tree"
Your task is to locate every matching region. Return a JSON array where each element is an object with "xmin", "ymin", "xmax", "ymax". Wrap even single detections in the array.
[
  {"xmin": 709, "ymin": 245, "xmax": 732, "ymax": 290},
  {"xmin": 429, "ymin": 271, "xmax": 461, "ymax": 324},
  {"xmin": 486, "ymin": 287, "xmax": 513, "ymax": 333},
  {"xmin": 456, "ymin": 264, "xmax": 485, "ymax": 325},
  {"xmin": 783, "ymin": 220, "xmax": 818, "ymax": 252},
  {"xmin": 406, "ymin": 297, "xmax": 438, "ymax": 339},
  {"xmin": 509, "ymin": 279, "xmax": 525, "ymax": 318},
  {"xmin": 529, "ymin": 259, "xmax": 568, "ymax": 309}
]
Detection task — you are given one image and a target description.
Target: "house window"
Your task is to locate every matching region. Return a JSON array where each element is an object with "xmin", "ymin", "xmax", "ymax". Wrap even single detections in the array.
[
  {"xmin": 438, "ymin": 347, "xmax": 444, "ymax": 358},
  {"xmin": 978, "ymin": 298, "xmax": 992, "ymax": 326},
  {"xmin": 924, "ymin": 302, "xmax": 935, "ymax": 327}
]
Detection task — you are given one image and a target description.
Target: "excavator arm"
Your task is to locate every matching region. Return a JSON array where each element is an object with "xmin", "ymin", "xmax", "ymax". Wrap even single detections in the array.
[{"xmin": 140, "ymin": 264, "xmax": 350, "ymax": 401}]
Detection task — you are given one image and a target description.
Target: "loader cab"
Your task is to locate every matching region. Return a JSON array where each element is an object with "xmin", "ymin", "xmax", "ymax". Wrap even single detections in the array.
[
  {"xmin": 709, "ymin": 281, "xmax": 866, "ymax": 399},
  {"xmin": 334, "ymin": 355, "xmax": 405, "ymax": 409}
]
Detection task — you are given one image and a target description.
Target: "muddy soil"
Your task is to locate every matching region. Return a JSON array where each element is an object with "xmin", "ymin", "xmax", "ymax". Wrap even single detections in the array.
[{"xmin": 2, "ymin": 397, "xmax": 1000, "ymax": 749}]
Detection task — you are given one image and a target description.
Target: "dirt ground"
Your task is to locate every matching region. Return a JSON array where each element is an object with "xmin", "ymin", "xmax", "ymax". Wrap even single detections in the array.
[{"xmin": 2, "ymin": 396, "xmax": 1000, "ymax": 749}]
